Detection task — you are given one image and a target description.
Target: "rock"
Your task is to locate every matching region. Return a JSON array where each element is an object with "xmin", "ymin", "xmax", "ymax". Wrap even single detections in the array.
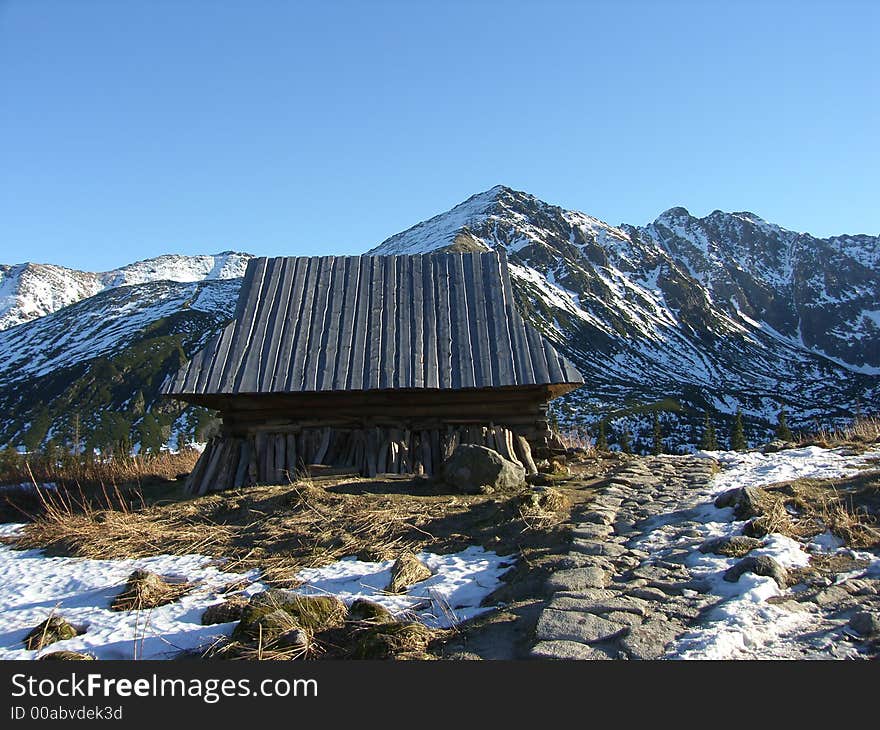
[
  {"xmin": 23, "ymin": 616, "xmax": 80, "ymax": 651},
  {"xmin": 535, "ymin": 609, "xmax": 627, "ymax": 644},
  {"xmin": 811, "ymin": 585, "xmax": 852, "ymax": 608},
  {"xmin": 38, "ymin": 651, "xmax": 94, "ymax": 661},
  {"xmin": 848, "ymin": 611, "xmax": 880, "ymax": 637},
  {"xmin": 276, "ymin": 627, "xmax": 310, "ymax": 651},
  {"xmin": 350, "ymin": 621, "xmax": 434, "ymax": 659},
  {"xmin": 531, "ymin": 640, "xmax": 615, "ymax": 660},
  {"xmin": 699, "ymin": 535, "xmax": 764, "ymax": 558},
  {"xmin": 546, "ymin": 594, "xmax": 650, "ymax": 617},
  {"xmin": 347, "ymin": 598, "xmax": 396, "ymax": 624},
  {"xmin": 546, "ymin": 566, "xmax": 610, "ymax": 592},
  {"xmin": 723, "ymin": 555, "xmax": 788, "ymax": 588},
  {"xmin": 733, "ymin": 486, "xmax": 771, "ymax": 520},
  {"xmin": 570, "ymin": 540, "xmax": 628, "ymax": 558},
  {"xmin": 713, "ymin": 488, "xmax": 741, "ymax": 509},
  {"xmin": 111, "ymin": 569, "xmax": 187, "ymax": 611},
  {"xmin": 201, "ymin": 597, "xmax": 248, "ymax": 625},
  {"xmin": 572, "ymin": 523, "xmax": 614, "ymax": 540},
  {"xmin": 233, "ymin": 608, "xmax": 302, "ymax": 643},
  {"xmin": 762, "ymin": 440, "xmax": 795, "ymax": 454},
  {"xmin": 626, "ymin": 586, "xmax": 669, "ymax": 602},
  {"xmin": 742, "ymin": 517, "xmax": 771, "ymax": 538},
  {"xmin": 619, "ymin": 619, "xmax": 684, "ymax": 660},
  {"xmin": 386, "ymin": 552, "xmax": 432, "ymax": 593},
  {"xmin": 581, "ymin": 509, "xmax": 617, "ymax": 526},
  {"xmin": 520, "ymin": 486, "xmax": 566, "ymax": 513},
  {"xmin": 244, "ymin": 591, "xmax": 347, "ymax": 632},
  {"xmin": 441, "ymin": 444, "xmax": 526, "ymax": 494}
]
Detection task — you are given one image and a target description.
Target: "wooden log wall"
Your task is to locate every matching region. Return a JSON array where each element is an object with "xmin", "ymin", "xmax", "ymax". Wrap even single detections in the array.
[{"xmin": 184, "ymin": 422, "xmax": 538, "ymax": 495}]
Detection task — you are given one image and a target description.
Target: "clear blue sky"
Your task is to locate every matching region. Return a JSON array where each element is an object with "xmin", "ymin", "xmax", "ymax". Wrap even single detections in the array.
[{"xmin": 1, "ymin": 0, "xmax": 877, "ymax": 271}]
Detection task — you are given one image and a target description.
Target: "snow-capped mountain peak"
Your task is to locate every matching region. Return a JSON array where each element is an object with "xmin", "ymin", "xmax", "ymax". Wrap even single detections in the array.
[{"xmin": 0, "ymin": 251, "xmax": 253, "ymax": 330}]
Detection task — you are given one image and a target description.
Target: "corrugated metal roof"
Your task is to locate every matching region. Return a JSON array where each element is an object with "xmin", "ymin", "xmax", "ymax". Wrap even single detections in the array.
[{"xmin": 163, "ymin": 251, "xmax": 583, "ymax": 395}]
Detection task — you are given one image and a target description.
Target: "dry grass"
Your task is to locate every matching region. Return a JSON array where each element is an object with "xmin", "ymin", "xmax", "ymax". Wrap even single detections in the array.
[
  {"xmin": 0, "ymin": 448, "xmax": 200, "ymax": 490},
  {"xmin": 7, "ymin": 473, "xmax": 573, "ymax": 590},
  {"xmin": 755, "ymin": 471, "xmax": 880, "ymax": 549},
  {"xmin": 799, "ymin": 415, "xmax": 880, "ymax": 450}
]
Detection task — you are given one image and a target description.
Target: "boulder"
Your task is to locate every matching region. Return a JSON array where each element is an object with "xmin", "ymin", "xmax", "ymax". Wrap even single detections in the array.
[
  {"xmin": 723, "ymin": 555, "xmax": 788, "ymax": 587},
  {"xmin": 441, "ymin": 444, "xmax": 525, "ymax": 494},
  {"xmin": 713, "ymin": 488, "xmax": 741, "ymax": 509},
  {"xmin": 386, "ymin": 552, "xmax": 432, "ymax": 594}
]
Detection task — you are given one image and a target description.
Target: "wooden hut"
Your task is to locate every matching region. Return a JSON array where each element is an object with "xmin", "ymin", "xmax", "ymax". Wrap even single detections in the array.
[{"xmin": 162, "ymin": 250, "xmax": 583, "ymax": 494}]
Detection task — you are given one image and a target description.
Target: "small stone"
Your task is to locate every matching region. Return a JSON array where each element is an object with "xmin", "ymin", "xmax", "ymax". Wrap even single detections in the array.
[
  {"xmin": 713, "ymin": 488, "xmax": 740, "ymax": 509},
  {"xmin": 571, "ymin": 540, "xmax": 627, "ymax": 558},
  {"xmin": 811, "ymin": 585, "xmax": 852, "ymax": 608},
  {"xmin": 733, "ymin": 487, "xmax": 771, "ymax": 520},
  {"xmin": 723, "ymin": 555, "xmax": 788, "ymax": 588},
  {"xmin": 386, "ymin": 552, "xmax": 432, "ymax": 593},
  {"xmin": 581, "ymin": 510, "xmax": 617, "ymax": 526},
  {"xmin": 23, "ymin": 616, "xmax": 80, "ymax": 651}
]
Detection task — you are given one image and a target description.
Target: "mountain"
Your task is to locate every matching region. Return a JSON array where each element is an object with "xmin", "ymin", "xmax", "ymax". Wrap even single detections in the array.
[
  {"xmin": 0, "ymin": 252, "xmax": 251, "ymax": 330},
  {"xmin": 0, "ymin": 254, "xmax": 253, "ymax": 452},
  {"xmin": 370, "ymin": 186, "xmax": 879, "ymax": 446},
  {"xmin": 1, "ymin": 187, "xmax": 877, "ymax": 453}
]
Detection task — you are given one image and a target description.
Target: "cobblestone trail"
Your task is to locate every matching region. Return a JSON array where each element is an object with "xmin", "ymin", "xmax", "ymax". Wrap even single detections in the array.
[{"xmin": 532, "ymin": 455, "xmax": 880, "ymax": 660}]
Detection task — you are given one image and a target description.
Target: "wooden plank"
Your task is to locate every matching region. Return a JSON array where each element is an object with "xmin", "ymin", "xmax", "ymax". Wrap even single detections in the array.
[
  {"xmin": 247, "ymin": 435, "xmax": 258, "ymax": 485},
  {"xmin": 303, "ymin": 257, "xmax": 335, "ymax": 391},
  {"xmin": 433, "ymin": 255, "xmax": 452, "ymax": 388},
  {"xmin": 286, "ymin": 257, "xmax": 321, "ymax": 391},
  {"xmin": 233, "ymin": 439, "xmax": 250, "ymax": 488},
  {"xmin": 217, "ymin": 257, "xmax": 265, "ymax": 392},
  {"xmin": 396, "ymin": 256, "xmax": 412, "ymax": 388},
  {"xmin": 238, "ymin": 257, "xmax": 285, "ymax": 392},
  {"xmin": 483, "ymin": 251, "xmax": 515, "ymax": 386},
  {"xmin": 329, "ymin": 257, "xmax": 357, "ymax": 390},
  {"xmin": 273, "ymin": 434, "xmax": 287, "ymax": 483},
  {"xmin": 421, "ymin": 255, "xmax": 439, "ymax": 388},
  {"xmin": 524, "ymin": 325, "xmax": 551, "ymax": 384},
  {"xmin": 250, "ymin": 257, "xmax": 287, "ymax": 391},
  {"xmin": 367, "ymin": 256, "xmax": 385, "ymax": 390},
  {"xmin": 199, "ymin": 439, "xmax": 226, "ymax": 495},
  {"xmin": 464, "ymin": 253, "xmax": 491, "ymax": 387},
  {"xmin": 347, "ymin": 256, "xmax": 372, "ymax": 390},
  {"xmin": 273, "ymin": 257, "xmax": 307, "ymax": 389},
  {"xmin": 365, "ymin": 427, "xmax": 378, "ymax": 478},
  {"xmin": 285, "ymin": 433, "xmax": 298, "ymax": 479},
  {"xmin": 254, "ymin": 432, "xmax": 267, "ymax": 483},
  {"xmin": 379, "ymin": 255, "xmax": 396, "ymax": 389},
  {"xmin": 316, "ymin": 256, "xmax": 345, "ymax": 390},
  {"xmin": 448, "ymin": 253, "xmax": 475, "ymax": 388},
  {"xmin": 184, "ymin": 440, "xmax": 211, "ymax": 495},
  {"xmin": 261, "ymin": 258, "xmax": 297, "ymax": 391},
  {"xmin": 313, "ymin": 427, "xmax": 331, "ymax": 464},
  {"xmin": 514, "ymin": 434, "xmax": 538, "ymax": 475},
  {"xmin": 411, "ymin": 256, "xmax": 425, "ymax": 388},
  {"xmin": 419, "ymin": 430, "xmax": 432, "ymax": 476},
  {"xmin": 499, "ymin": 252, "xmax": 535, "ymax": 384}
]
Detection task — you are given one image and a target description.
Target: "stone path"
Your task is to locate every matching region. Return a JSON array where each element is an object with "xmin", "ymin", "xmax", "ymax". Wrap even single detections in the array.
[
  {"xmin": 530, "ymin": 454, "xmax": 880, "ymax": 660},
  {"xmin": 532, "ymin": 455, "xmax": 718, "ymax": 659}
]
